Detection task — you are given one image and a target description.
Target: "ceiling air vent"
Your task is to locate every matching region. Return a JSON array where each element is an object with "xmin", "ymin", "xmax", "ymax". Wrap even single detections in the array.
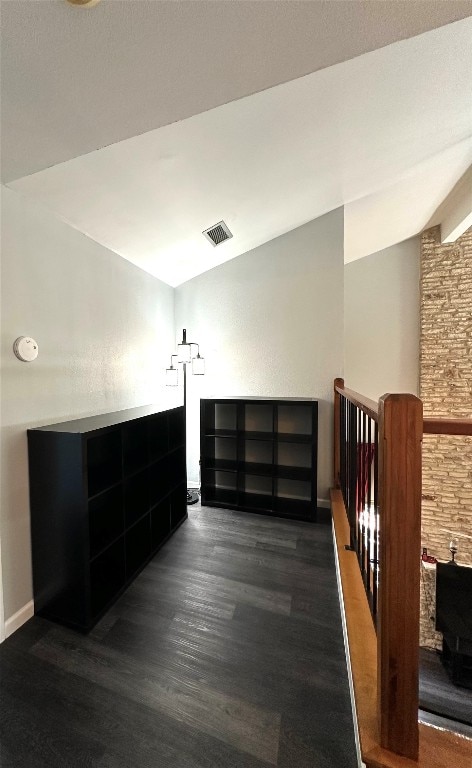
[{"xmin": 203, "ymin": 221, "xmax": 233, "ymax": 247}]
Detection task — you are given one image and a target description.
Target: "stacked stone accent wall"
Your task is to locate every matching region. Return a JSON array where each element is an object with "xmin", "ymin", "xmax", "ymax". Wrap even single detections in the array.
[{"xmin": 419, "ymin": 225, "xmax": 472, "ymax": 647}]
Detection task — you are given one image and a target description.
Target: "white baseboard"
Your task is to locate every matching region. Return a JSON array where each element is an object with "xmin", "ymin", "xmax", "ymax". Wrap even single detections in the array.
[
  {"xmin": 4, "ymin": 600, "xmax": 34, "ymax": 640},
  {"xmin": 317, "ymin": 497, "xmax": 330, "ymax": 509}
]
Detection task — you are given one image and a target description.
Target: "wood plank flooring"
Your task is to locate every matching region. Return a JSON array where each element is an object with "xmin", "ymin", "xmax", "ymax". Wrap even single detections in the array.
[
  {"xmin": 0, "ymin": 504, "xmax": 358, "ymax": 768},
  {"xmin": 419, "ymin": 647, "xmax": 472, "ymax": 729}
]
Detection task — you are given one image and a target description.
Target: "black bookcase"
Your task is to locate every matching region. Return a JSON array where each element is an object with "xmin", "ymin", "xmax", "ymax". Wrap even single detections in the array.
[
  {"xmin": 28, "ymin": 404, "xmax": 186, "ymax": 631},
  {"xmin": 200, "ymin": 397, "xmax": 318, "ymax": 521}
]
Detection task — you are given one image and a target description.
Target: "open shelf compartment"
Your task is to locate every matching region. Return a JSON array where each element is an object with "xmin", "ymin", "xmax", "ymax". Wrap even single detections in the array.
[
  {"xmin": 28, "ymin": 404, "xmax": 187, "ymax": 632},
  {"xmin": 87, "ymin": 430, "xmax": 122, "ymax": 498},
  {"xmin": 201, "ymin": 398, "xmax": 317, "ymax": 522},
  {"xmin": 89, "ymin": 485, "xmax": 124, "ymax": 559},
  {"xmin": 244, "ymin": 403, "xmax": 273, "ymax": 434},
  {"xmin": 277, "ymin": 404, "xmax": 313, "ymax": 435}
]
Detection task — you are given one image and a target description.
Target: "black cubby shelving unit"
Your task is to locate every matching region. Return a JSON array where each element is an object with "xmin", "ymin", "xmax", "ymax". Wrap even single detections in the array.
[
  {"xmin": 28, "ymin": 404, "xmax": 186, "ymax": 632},
  {"xmin": 200, "ymin": 397, "xmax": 318, "ymax": 521}
]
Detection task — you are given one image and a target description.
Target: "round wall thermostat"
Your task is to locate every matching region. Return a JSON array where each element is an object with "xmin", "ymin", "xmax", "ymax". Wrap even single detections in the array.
[{"xmin": 13, "ymin": 336, "xmax": 39, "ymax": 362}]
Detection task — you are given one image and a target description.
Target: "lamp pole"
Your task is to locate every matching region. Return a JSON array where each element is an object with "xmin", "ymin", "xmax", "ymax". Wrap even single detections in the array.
[
  {"xmin": 183, "ymin": 356, "xmax": 187, "ymax": 411},
  {"xmin": 166, "ymin": 328, "xmax": 205, "ymax": 504},
  {"xmin": 182, "ymin": 329, "xmax": 188, "ymax": 412}
]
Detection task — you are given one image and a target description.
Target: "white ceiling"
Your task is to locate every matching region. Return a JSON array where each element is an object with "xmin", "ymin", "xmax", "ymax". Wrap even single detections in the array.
[
  {"xmin": 2, "ymin": 3, "xmax": 472, "ymax": 286},
  {"xmin": 2, "ymin": 0, "xmax": 472, "ymax": 182}
]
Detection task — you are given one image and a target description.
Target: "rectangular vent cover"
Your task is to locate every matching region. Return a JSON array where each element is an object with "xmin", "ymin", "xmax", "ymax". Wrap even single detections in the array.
[{"xmin": 203, "ymin": 221, "xmax": 233, "ymax": 246}]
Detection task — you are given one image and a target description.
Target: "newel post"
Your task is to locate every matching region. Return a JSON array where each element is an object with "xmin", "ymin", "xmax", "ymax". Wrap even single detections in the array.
[
  {"xmin": 333, "ymin": 378, "xmax": 344, "ymax": 488},
  {"xmin": 377, "ymin": 394, "xmax": 423, "ymax": 760}
]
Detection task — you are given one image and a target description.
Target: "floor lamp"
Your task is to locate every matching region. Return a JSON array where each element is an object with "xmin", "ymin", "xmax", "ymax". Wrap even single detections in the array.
[{"xmin": 166, "ymin": 329, "xmax": 205, "ymax": 504}]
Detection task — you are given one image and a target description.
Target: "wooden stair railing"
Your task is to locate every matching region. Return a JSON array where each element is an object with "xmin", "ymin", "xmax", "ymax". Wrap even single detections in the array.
[
  {"xmin": 334, "ymin": 379, "xmax": 423, "ymax": 760},
  {"xmin": 377, "ymin": 393, "xmax": 422, "ymax": 758},
  {"xmin": 333, "ymin": 379, "xmax": 472, "ymax": 767},
  {"xmin": 423, "ymin": 417, "xmax": 472, "ymax": 436},
  {"xmin": 331, "ymin": 489, "xmax": 472, "ymax": 768}
]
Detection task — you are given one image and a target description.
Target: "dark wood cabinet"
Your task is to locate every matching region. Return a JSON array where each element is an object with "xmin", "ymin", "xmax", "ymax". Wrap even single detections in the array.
[
  {"xmin": 200, "ymin": 397, "xmax": 318, "ymax": 521},
  {"xmin": 28, "ymin": 405, "xmax": 186, "ymax": 631}
]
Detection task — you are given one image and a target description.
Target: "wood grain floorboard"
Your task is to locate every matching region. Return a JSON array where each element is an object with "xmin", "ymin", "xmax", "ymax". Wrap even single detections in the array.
[
  {"xmin": 101, "ymin": 611, "xmax": 347, "ymax": 714},
  {"xmin": 144, "ymin": 562, "xmax": 293, "ymax": 615},
  {"xmin": 156, "ymin": 547, "xmax": 335, "ymax": 598},
  {"xmin": 1, "ymin": 640, "xmax": 271, "ymax": 768},
  {"xmin": 0, "ymin": 503, "xmax": 357, "ymax": 767},
  {"xmin": 0, "ymin": 646, "xmax": 107, "ymax": 768},
  {"xmin": 419, "ymin": 647, "xmax": 472, "ymax": 726},
  {"xmin": 278, "ymin": 711, "xmax": 358, "ymax": 768},
  {"xmin": 30, "ymin": 627, "xmax": 281, "ymax": 765},
  {"xmin": 114, "ymin": 587, "xmax": 236, "ymax": 623}
]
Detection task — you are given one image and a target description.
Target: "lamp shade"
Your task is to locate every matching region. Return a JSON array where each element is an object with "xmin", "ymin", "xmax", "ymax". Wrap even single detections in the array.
[
  {"xmin": 177, "ymin": 342, "xmax": 192, "ymax": 363},
  {"xmin": 166, "ymin": 367, "xmax": 178, "ymax": 386},
  {"xmin": 192, "ymin": 354, "xmax": 205, "ymax": 375}
]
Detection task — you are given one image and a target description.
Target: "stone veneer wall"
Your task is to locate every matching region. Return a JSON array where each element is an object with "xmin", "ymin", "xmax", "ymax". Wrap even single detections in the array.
[{"xmin": 419, "ymin": 225, "xmax": 472, "ymax": 647}]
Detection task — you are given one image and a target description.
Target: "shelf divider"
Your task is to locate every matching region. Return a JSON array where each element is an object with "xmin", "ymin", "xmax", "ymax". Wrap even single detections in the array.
[{"xmin": 201, "ymin": 398, "xmax": 317, "ymax": 522}]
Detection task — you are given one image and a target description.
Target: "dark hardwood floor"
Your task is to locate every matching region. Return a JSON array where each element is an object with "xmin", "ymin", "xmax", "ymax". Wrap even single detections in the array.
[
  {"xmin": 0, "ymin": 504, "xmax": 358, "ymax": 768},
  {"xmin": 419, "ymin": 647, "xmax": 472, "ymax": 731}
]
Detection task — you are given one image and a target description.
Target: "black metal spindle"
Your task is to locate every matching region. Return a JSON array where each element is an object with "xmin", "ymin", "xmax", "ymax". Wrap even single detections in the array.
[
  {"xmin": 357, "ymin": 408, "xmax": 363, "ymax": 569},
  {"xmin": 336, "ymin": 387, "xmax": 380, "ymax": 625},
  {"xmin": 360, "ymin": 411, "xmax": 367, "ymax": 585},
  {"xmin": 340, "ymin": 395, "xmax": 346, "ymax": 503},
  {"xmin": 366, "ymin": 417, "xmax": 372, "ymax": 597},
  {"xmin": 372, "ymin": 422, "xmax": 379, "ymax": 619},
  {"xmin": 348, "ymin": 402, "xmax": 357, "ymax": 549},
  {"xmin": 343, "ymin": 400, "xmax": 348, "ymax": 508},
  {"xmin": 344, "ymin": 396, "xmax": 348, "ymax": 505}
]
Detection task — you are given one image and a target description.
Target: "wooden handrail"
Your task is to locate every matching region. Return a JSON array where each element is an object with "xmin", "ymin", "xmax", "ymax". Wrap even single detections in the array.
[
  {"xmin": 333, "ymin": 386, "xmax": 471, "ymax": 435},
  {"xmin": 334, "ymin": 380, "xmax": 379, "ymax": 422},
  {"xmin": 333, "ymin": 380, "xmax": 423, "ymax": 760},
  {"xmin": 423, "ymin": 417, "xmax": 472, "ymax": 436},
  {"xmin": 333, "ymin": 378, "xmax": 472, "ymax": 762},
  {"xmin": 331, "ymin": 489, "xmax": 472, "ymax": 768}
]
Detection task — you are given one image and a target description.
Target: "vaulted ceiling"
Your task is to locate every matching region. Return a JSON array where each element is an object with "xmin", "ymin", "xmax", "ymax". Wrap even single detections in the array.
[{"xmin": 2, "ymin": 1, "xmax": 472, "ymax": 285}]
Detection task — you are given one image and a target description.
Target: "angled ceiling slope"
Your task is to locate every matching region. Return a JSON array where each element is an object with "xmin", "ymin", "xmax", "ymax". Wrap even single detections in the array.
[
  {"xmin": 2, "ymin": 0, "xmax": 472, "ymax": 182},
  {"xmin": 8, "ymin": 18, "xmax": 472, "ymax": 286}
]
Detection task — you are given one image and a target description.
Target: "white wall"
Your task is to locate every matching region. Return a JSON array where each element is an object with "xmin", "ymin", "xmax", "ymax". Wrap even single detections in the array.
[
  {"xmin": 175, "ymin": 209, "xmax": 344, "ymax": 504},
  {"xmin": 344, "ymin": 237, "xmax": 420, "ymax": 401},
  {"xmin": 0, "ymin": 186, "xmax": 178, "ymax": 625}
]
